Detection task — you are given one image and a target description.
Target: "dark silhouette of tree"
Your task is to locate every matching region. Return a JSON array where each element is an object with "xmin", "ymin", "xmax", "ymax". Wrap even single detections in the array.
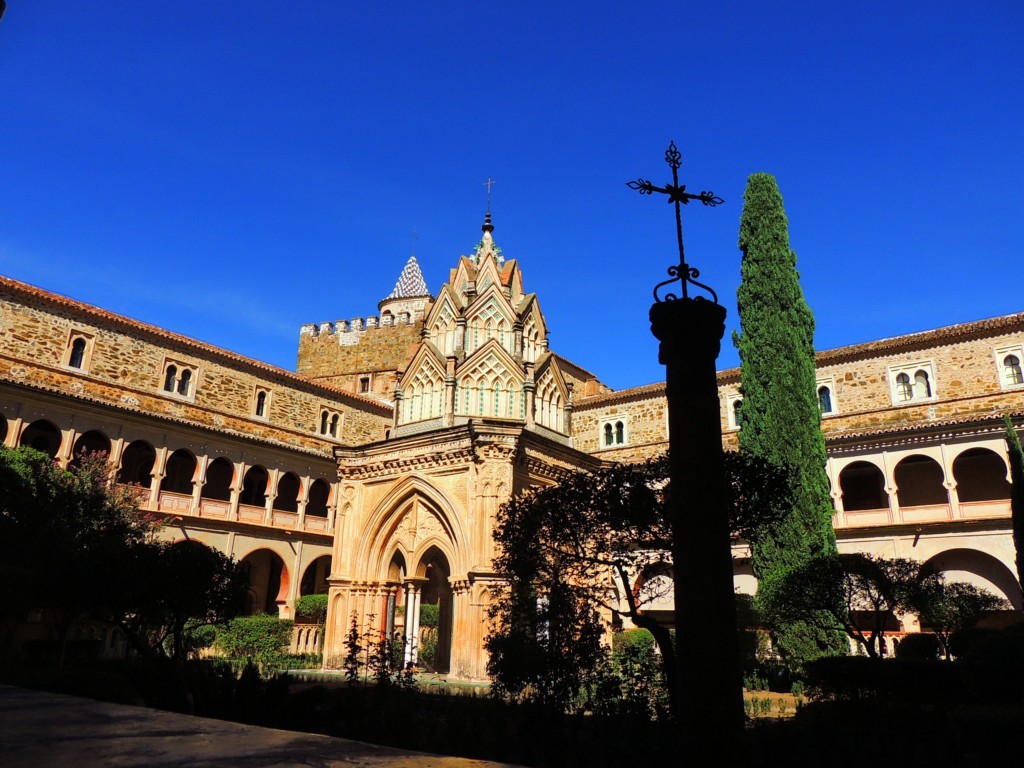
[
  {"xmin": 913, "ymin": 575, "xmax": 1009, "ymax": 660},
  {"xmin": 485, "ymin": 451, "xmax": 790, "ymax": 715},
  {"xmin": 734, "ymin": 172, "xmax": 846, "ymax": 665},
  {"xmin": 1003, "ymin": 416, "xmax": 1024, "ymax": 592},
  {"xmin": 0, "ymin": 446, "xmax": 157, "ymax": 666},
  {"xmin": 762, "ymin": 553, "xmax": 917, "ymax": 659}
]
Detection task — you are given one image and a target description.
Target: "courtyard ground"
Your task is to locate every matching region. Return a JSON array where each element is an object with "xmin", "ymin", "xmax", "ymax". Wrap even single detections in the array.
[{"xmin": 0, "ymin": 685, "xmax": 521, "ymax": 768}]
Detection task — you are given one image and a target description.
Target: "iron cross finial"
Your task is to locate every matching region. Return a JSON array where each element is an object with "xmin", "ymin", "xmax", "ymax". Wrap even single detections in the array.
[
  {"xmin": 483, "ymin": 177, "xmax": 496, "ymax": 213},
  {"xmin": 628, "ymin": 141, "xmax": 724, "ymax": 303}
]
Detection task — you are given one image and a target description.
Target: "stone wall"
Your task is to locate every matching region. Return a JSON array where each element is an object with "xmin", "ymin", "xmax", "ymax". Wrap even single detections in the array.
[
  {"xmin": 0, "ymin": 278, "xmax": 391, "ymax": 452},
  {"xmin": 296, "ymin": 319, "xmax": 424, "ymax": 399},
  {"xmin": 574, "ymin": 314, "xmax": 1024, "ymax": 464}
]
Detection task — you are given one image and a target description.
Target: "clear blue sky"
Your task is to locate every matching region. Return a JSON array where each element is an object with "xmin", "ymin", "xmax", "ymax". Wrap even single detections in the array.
[{"xmin": 1, "ymin": 3, "xmax": 1021, "ymax": 391}]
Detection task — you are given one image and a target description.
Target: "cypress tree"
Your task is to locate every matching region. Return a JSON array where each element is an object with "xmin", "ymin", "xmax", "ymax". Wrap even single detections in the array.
[{"xmin": 734, "ymin": 173, "xmax": 844, "ymax": 664}]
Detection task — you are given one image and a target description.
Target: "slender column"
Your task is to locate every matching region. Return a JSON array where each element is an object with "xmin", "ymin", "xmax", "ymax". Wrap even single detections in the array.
[
  {"xmin": 444, "ymin": 356, "xmax": 457, "ymax": 427},
  {"xmin": 882, "ymin": 451, "xmax": 900, "ymax": 523},
  {"xmin": 264, "ymin": 469, "xmax": 278, "ymax": 525},
  {"xmin": 523, "ymin": 362, "xmax": 536, "ymax": 428},
  {"xmin": 650, "ymin": 297, "xmax": 743, "ymax": 753}
]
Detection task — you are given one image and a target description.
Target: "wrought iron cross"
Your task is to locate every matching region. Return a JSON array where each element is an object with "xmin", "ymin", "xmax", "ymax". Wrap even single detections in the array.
[
  {"xmin": 628, "ymin": 141, "xmax": 723, "ymax": 303},
  {"xmin": 483, "ymin": 177, "xmax": 495, "ymax": 212}
]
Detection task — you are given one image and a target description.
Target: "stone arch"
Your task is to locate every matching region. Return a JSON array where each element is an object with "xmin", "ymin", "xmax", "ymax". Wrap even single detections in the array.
[
  {"xmin": 839, "ymin": 461, "xmax": 889, "ymax": 511},
  {"xmin": 160, "ymin": 449, "xmax": 197, "ymax": 495},
  {"xmin": 357, "ymin": 475, "xmax": 467, "ymax": 581},
  {"xmin": 239, "ymin": 548, "xmax": 291, "ymax": 617},
  {"xmin": 632, "ymin": 563, "xmax": 674, "ymax": 615},
  {"xmin": 201, "ymin": 457, "xmax": 234, "ymax": 502},
  {"xmin": 274, "ymin": 471, "xmax": 301, "ymax": 513},
  {"xmin": 117, "ymin": 440, "xmax": 155, "ymax": 486},
  {"xmin": 894, "ymin": 454, "xmax": 948, "ymax": 506},
  {"xmin": 416, "ymin": 545, "xmax": 453, "ymax": 674},
  {"xmin": 300, "ymin": 555, "xmax": 332, "ymax": 596},
  {"xmin": 70, "ymin": 429, "xmax": 111, "ymax": 468},
  {"xmin": 240, "ymin": 465, "xmax": 269, "ymax": 506},
  {"xmin": 19, "ymin": 419, "xmax": 62, "ymax": 458},
  {"xmin": 306, "ymin": 479, "xmax": 331, "ymax": 517},
  {"xmin": 952, "ymin": 448, "xmax": 1011, "ymax": 502},
  {"xmin": 919, "ymin": 548, "xmax": 1023, "ymax": 610}
]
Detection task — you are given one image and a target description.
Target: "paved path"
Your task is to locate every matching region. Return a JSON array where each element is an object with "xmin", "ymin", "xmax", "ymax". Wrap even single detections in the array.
[{"xmin": 0, "ymin": 685, "xmax": 521, "ymax": 768}]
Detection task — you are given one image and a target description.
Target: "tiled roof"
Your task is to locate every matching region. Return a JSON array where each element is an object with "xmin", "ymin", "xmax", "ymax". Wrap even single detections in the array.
[
  {"xmin": 0, "ymin": 275, "xmax": 391, "ymax": 415},
  {"xmin": 385, "ymin": 255, "xmax": 430, "ymax": 300}
]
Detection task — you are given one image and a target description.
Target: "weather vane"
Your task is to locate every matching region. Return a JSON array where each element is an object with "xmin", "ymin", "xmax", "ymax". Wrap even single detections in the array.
[{"xmin": 628, "ymin": 141, "xmax": 723, "ymax": 303}]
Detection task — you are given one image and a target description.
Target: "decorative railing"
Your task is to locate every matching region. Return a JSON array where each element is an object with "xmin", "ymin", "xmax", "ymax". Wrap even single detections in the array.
[{"xmin": 835, "ymin": 499, "xmax": 1010, "ymax": 530}]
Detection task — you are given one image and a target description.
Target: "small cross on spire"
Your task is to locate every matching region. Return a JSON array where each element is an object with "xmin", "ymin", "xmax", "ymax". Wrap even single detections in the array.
[{"xmin": 483, "ymin": 177, "xmax": 495, "ymax": 213}]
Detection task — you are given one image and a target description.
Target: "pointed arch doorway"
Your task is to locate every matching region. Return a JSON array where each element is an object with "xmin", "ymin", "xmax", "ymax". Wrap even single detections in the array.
[{"xmin": 416, "ymin": 546, "xmax": 453, "ymax": 674}]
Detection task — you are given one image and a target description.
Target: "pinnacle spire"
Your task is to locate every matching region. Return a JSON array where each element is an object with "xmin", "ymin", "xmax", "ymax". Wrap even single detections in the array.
[{"xmin": 385, "ymin": 254, "xmax": 430, "ymax": 299}]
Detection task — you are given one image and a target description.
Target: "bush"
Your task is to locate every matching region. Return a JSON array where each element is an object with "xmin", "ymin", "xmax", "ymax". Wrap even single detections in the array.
[
  {"xmin": 294, "ymin": 594, "xmax": 328, "ymax": 624},
  {"xmin": 804, "ymin": 656, "xmax": 963, "ymax": 706},
  {"xmin": 895, "ymin": 633, "xmax": 939, "ymax": 660},
  {"xmin": 216, "ymin": 614, "xmax": 294, "ymax": 669},
  {"xmin": 419, "ymin": 602, "xmax": 440, "ymax": 629}
]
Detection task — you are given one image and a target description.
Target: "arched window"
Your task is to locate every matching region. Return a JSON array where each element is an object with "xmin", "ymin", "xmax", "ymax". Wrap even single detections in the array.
[
  {"xmin": 493, "ymin": 381, "xmax": 501, "ymax": 416},
  {"xmin": 255, "ymin": 390, "xmax": 267, "ymax": 417},
  {"xmin": 164, "ymin": 365, "xmax": 177, "ymax": 393},
  {"xmin": 68, "ymin": 338, "xmax": 87, "ymax": 369},
  {"xmin": 615, "ymin": 421, "xmax": 625, "ymax": 445},
  {"xmin": 604, "ymin": 423, "xmax": 614, "ymax": 446},
  {"xmin": 329, "ymin": 413, "xmax": 339, "ymax": 437},
  {"xmin": 914, "ymin": 369, "xmax": 931, "ymax": 398},
  {"xmin": 1005, "ymin": 355, "xmax": 1023, "ymax": 386},
  {"xmin": 320, "ymin": 411, "xmax": 329, "ymax": 434},
  {"xmin": 732, "ymin": 399, "xmax": 743, "ymax": 428},
  {"xmin": 478, "ymin": 380, "xmax": 485, "ymax": 416},
  {"xmin": 895, "ymin": 373, "xmax": 912, "ymax": 402},
  {"xmin": 818, "ymin": 385, "xmax": 833, "ymax": 414},
  {"xmin": 177, "ymin": 369, "xmax": 192, "ymax": 396}
]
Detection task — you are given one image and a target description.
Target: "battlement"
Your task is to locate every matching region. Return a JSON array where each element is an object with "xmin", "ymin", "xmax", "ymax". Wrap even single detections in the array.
[{"xmin": 299, "ymin": 308, "xmax": 426, "ymax": 340}]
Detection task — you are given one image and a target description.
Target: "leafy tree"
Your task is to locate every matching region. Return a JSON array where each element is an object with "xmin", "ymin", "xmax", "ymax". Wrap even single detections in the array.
[
  {"xmin": 763, "ymin": 553, "xmax": 918, "ymax": 659},
  {"xmin": 485, "ymin": 451, "xmax": 790, "ymax": 715},
  {"xmin": 734, "ymin": 172, "xmax": 845, "ymax": 665},
  {"xmin": 114, "ymin": 540, "xmax": 249, "ymax": 661},
  {"xmin": 0, "ymin": 446, "xmax": 157, "ymax": 665},
  {"xmin": 913, "ymin": 575, "xmax": 1009, "ymax": 660},
  {"xmin": 1003, "ymin": 416, "xmax": 1024, "ymax": 592}
]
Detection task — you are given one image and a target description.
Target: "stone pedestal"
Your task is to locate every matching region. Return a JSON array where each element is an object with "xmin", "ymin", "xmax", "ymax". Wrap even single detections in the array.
[{"xmin": 649, "ymin": 297, "xmax": 744, "ymax": 751}]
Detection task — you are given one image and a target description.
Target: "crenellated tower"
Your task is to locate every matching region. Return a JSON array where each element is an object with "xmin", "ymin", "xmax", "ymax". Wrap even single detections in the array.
[{"xmin": 296, "ymin": 254, "xmax": 433, "ymax": 400}]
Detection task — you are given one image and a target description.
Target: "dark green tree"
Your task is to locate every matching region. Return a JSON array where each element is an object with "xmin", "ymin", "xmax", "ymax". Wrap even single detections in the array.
[
  {"xmin": 763, "ymin": 553, "xmax": 918, "ymax": 659},
  {"xmin": 0, "ymin": 445, "xmax": 158, "ymax": 666},
  {"xmin": 734, "ymin": 173, "xmax": 845, "ymax": 665},
  {"xmin": 485, "ymin": 451, "xmax": 791, "ymax": 716},
  {"xmin": 913, "ymin": 574, "xmax": 1009, "ymax": 660},
  {"xmin": 1003, "ymin": 416, "xmax": 1024, "ymax": 592}
]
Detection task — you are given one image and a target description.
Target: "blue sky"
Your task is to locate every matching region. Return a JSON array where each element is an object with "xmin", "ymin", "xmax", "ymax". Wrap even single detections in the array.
[{"xmin": 1, "ymin": 3, "xmax": 1021, "ymax": 391}]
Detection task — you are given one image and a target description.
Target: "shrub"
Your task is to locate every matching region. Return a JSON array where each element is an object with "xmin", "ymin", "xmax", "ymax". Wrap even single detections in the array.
[
  {"xmin": 895, "ymin": 633, "xmax": 939, "ymax": 660},
  {"xmin": 215, "ymin": 614, "xmax": 294, "ymax": 669},
  {"xmin": 419, "ymin": 603, "xmax": 440, "ymax": 628},
  {"xmin": 294, "ymin": 594, "xmax": 328, "ymax": 624}
]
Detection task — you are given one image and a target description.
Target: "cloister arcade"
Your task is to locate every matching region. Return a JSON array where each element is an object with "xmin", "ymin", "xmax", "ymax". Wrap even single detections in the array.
[{"xmin": 1, "ymin": 407, "xmax": 339, "ymax": 623}]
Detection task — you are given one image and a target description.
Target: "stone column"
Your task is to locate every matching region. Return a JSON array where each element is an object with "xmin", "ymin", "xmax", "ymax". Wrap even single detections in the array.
[
  {"xmin": 403, "ymin": 580, "xmax": 425, "ymax": 665},
  {"xmin": 455, "ymin": 317, "xmax": 467, "ymax": 360},
  {"xmin": 523, "ymin": 362, "xmax": 536, "ymax": 428},
  {"xmin": 444, "ymin": 356, "xmax": 457, "ymax": 427},
  {"xmin": 649, "ymin": 297, "xmax": 743, "ymax": 752}
]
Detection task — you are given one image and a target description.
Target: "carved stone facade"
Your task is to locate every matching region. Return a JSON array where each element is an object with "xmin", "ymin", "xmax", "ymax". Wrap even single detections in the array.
[{"xmin": 2, "ymin": 214, "xmax": 1022, "ymax": 673}]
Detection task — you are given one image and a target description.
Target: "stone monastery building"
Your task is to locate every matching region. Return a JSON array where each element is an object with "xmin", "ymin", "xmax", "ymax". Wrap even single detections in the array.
[{"xmin": 1, "ymin": 214, "xmax": 1022, "ymax": 678}]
